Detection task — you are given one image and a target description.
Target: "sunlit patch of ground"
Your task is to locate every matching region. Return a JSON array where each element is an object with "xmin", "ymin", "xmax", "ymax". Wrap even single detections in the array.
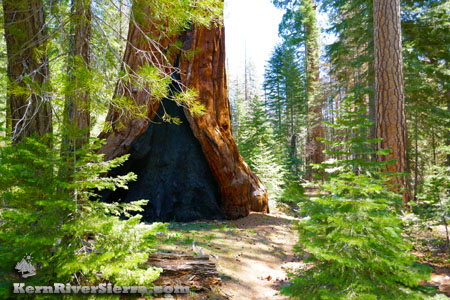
[
  {"xmin": 407, "ymin": 222, "xmax": 450, "ymax": 297},
  {"xmin": 144, "ymin": 196, "xmax": 450, "ymax": 299},
  {"xmin": 150, "ymin": 210, "xmax": 304, "ymax": 300}
]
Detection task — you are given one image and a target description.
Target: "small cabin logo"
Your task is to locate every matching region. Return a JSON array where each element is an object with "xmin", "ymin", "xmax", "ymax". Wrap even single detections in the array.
[{"xmin": 15, "ymin": 255, "xmax": 36, "ymax": 278}]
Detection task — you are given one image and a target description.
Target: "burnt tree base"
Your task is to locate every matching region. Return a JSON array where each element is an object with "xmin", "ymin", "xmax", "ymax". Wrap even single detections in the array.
[
  {"xmin": 99, "ymin": 14, "xmax": 268, "ymax": 220},
  {"xmin": 101, "ymin": 98, "xmax": 223, "ymax": 222}
]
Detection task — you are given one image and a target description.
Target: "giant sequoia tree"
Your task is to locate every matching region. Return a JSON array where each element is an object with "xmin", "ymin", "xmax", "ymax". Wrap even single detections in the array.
[{"xmin": 98, "ymin": 2, "xmax": 268, "ymax": 221}]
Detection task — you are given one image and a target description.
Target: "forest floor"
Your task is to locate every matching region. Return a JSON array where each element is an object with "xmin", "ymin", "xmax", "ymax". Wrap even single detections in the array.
[
  {"xmin": 150, "ymin": 207, "xmax": 302, "ymax": 299},
  {"xmin": 146, "ymin": 195, "xmax": 450, "ymax": 299},
  {"xmin": 408, "ymin": 223, "xmax": 450, "ymax": 296}
]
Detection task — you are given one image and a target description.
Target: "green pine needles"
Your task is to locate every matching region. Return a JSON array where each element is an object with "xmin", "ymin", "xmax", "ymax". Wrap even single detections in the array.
[
  {"xmin": 415, "ymin": 146, "xmax": 450, "ymax": 250},
  {"xmin": 0, "ymin": 135, "xmax": 165, "ymax": 299},
  {"xmin": 282, "ymin": 98, "xmax": 432, "ymax": 299},
  {"xmin": 236, "ymin": 97, "xmax": 288, "ymax": 203}
]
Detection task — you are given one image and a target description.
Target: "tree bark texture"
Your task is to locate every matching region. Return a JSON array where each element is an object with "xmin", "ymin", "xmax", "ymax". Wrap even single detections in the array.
[
  {"xmin": 304, "ymin": 0, "xmax": 324, "ymax": 180},
  {"xmin": 373, "ymin": 0, "xmax": 409, "ymax": 200},
  {"xmin": 99, "ymin": 7, "xmax": 268, "ymax": 220},
  {"xmin": 447, "ymin": 85, "xmax": 450, "ymax": 168},
  {"xmin": 64, "ymin": 0, "xmax": 92, "ymax": 146},
  {"xmin": 179, "ymin": 26, "xmax": 268, "ymax": 217},
  {"xmin": 3, "ymin": 0, "xmax": 52, "ymax": 142}
]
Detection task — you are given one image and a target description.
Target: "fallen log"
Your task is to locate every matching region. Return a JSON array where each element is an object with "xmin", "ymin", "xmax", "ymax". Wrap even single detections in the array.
[{"xmin": 146, "ymin": 252, "xmax": 222, "ymax": 293}]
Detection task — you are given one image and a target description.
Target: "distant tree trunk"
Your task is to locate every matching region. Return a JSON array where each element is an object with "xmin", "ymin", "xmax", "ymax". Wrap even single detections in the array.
[
  {"xmin": 413, "ymin": 110, "xmax": 419, "ymax": 201},
  {"xmin": 304, "ymin": 0, "xmax": 324, "ymax": 180},
  {"xmin": 277, "ymin": 82, "xmax": 282, "ymax": 136},
  {"xmin": 63, "ymin": 0, "xmax": 92, "ymax": 148},
  {"xmin": 373, "ymin": 0, "xmax": 409, "ymax": 201},
  {"xmin": 98, "ymin": 4, "xmax": 268, "ymax": 221},
  {"xmin": 3, "ymin": 0, "xmax": 52, "ymax": 143},
  {"xmin": 447, "ymin": 84, "xmax": 450, "ymax": 167},
  {"xmin": 431, "ymin": 127, "xmax": 437, "ymax": 165},
  {"xmin": 290, "ymin": 133, "xmax": 298, "ymax": 176},
  {"xmin": 368, "ymin": 61, "xmax": 376, "ymax": 150}
]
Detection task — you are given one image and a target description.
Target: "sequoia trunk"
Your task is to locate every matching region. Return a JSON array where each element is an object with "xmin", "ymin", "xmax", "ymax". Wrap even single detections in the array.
[{"xmin": 99, "ymin": 7, "xmax": 268, "ymax": 221}]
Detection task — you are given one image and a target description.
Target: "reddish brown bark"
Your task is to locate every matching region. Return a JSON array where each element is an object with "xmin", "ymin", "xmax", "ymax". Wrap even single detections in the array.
[
  {"xmin": 179, "ymin": 26, "xmax": 268, "ymax": 217},
  {"xmin": 98, "ymin": 11, "xmax": 175, "ymax": 160},
  {"xmin": 99, "ymin": 12, "xmax": 268, "ymax": 219},
  {"xmin": 3, "ymin": 0, "xmax": 52, "ymax": 142},
  {"xmin": 373, "ymin": 0, "xmax": 410, "ymax": 201}
]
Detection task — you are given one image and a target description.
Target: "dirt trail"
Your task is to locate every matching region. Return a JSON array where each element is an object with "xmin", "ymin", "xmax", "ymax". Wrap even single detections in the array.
[
  {"xmin": 150, "ymin": 206, "xmax": 450, "ymax": 300},
  {"xmin": 155, "ymin": 211, "xmax": 305, "ymax": 299},
  {"xmin": 217, "ymin": 213, "xmax": 301, "ymax": 300}
]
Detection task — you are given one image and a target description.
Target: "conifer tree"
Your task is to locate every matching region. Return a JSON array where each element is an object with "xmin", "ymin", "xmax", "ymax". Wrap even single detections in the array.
[
  {"xmin": 402, "ymin": 0, "xmax": 449, "ymax": 196},
  {"xmin": 264, "ymin": 44, "xmax": 286, "ymax": 138},
  {"xmin": 2, "ymin": 0, "xmax": 52, "ymax": 142},
  {"xmin": 264, "ymin": 42, "xmax": 306, "ymax": 176},
  {"xmin": 237, "ymin": 97, "xmax": 288, "ymax": 202},
  {"xmin": 0, "ymin": 136, "xmax": 163, "ymax": 298},
  {"xmin": 63, "ymin": 0, "xmax": 92, "ymax": 149},
  {"xmin": 320, "ymin": 0, "xmax": 376, "ymax": 140},
  {"xmin": 373, "ymin": 0, "xmax": 410, "ymax": 201},
  {"xmin": 272, "ymin": 0, "xmax": 324, "ymax": 180},
  {"xmin": 282, "ymin": 97, "xmax": 431, "ymax": 299}
]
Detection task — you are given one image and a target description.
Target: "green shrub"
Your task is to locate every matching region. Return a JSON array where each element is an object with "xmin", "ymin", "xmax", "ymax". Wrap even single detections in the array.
[
  {"xmin": 415, "ymin": 146, "xmax": 450, "ymax": 249},
  {"xmin": 236, "ymin": 97, "xmax": 290, "ymax": 202},
  {"xmin": 282, "ymin": 98, "xmax": 432, "ymax": 299},
  {"xmin": 280, "ymin": 181, "xmax": 304, "ymax": 205},
  {"xmin": 0, "ymin": 135, "xmax": 164, "ymax": 299}
]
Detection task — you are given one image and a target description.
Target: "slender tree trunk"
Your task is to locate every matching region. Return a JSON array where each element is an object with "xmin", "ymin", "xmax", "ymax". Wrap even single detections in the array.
[
  {"xmin": 373, "ymin": 0, "xmax": 409, "ymax": 201},
  {"xmin": 277, "ymin": 82, "xmax": 281, "ymax": 136},
  {"xmin": 3, "ymin": 0, "xmax": 52, "ymax": 143},
  {"xmin": 431, "ymin": 127, "xmax": 437, "ymax": 165},
  {"xmin": 5, "ymin": 96, "xmax": 11, "ymax": 136},
  {"xmin": 368, "ymin": 61, "xmax": 376, "ymax": 157},
  {"xmin": 413, "ymin": 110, "xmax": 419, "ymax": 201},
  {"xmin": 290, "ymin": 133, "xmax": 298, "ymax": 176},
  {"xmin": 59, "ymin": 0, "xmax": 92, "ymax": 193},
  {"xmin": 64, "ymin": 0, "xmax": 92, "ymax": 148},
  {"xmin": 447, "ymin": 86, "xmax": 450, "ymax": 167},
  {"xmin": 367, "ymin": 6, "xmax": 376, "ymax": 161},
  {"xmin": 304, "ymin": 0, "xmax": 324, "ymax": 181}
]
